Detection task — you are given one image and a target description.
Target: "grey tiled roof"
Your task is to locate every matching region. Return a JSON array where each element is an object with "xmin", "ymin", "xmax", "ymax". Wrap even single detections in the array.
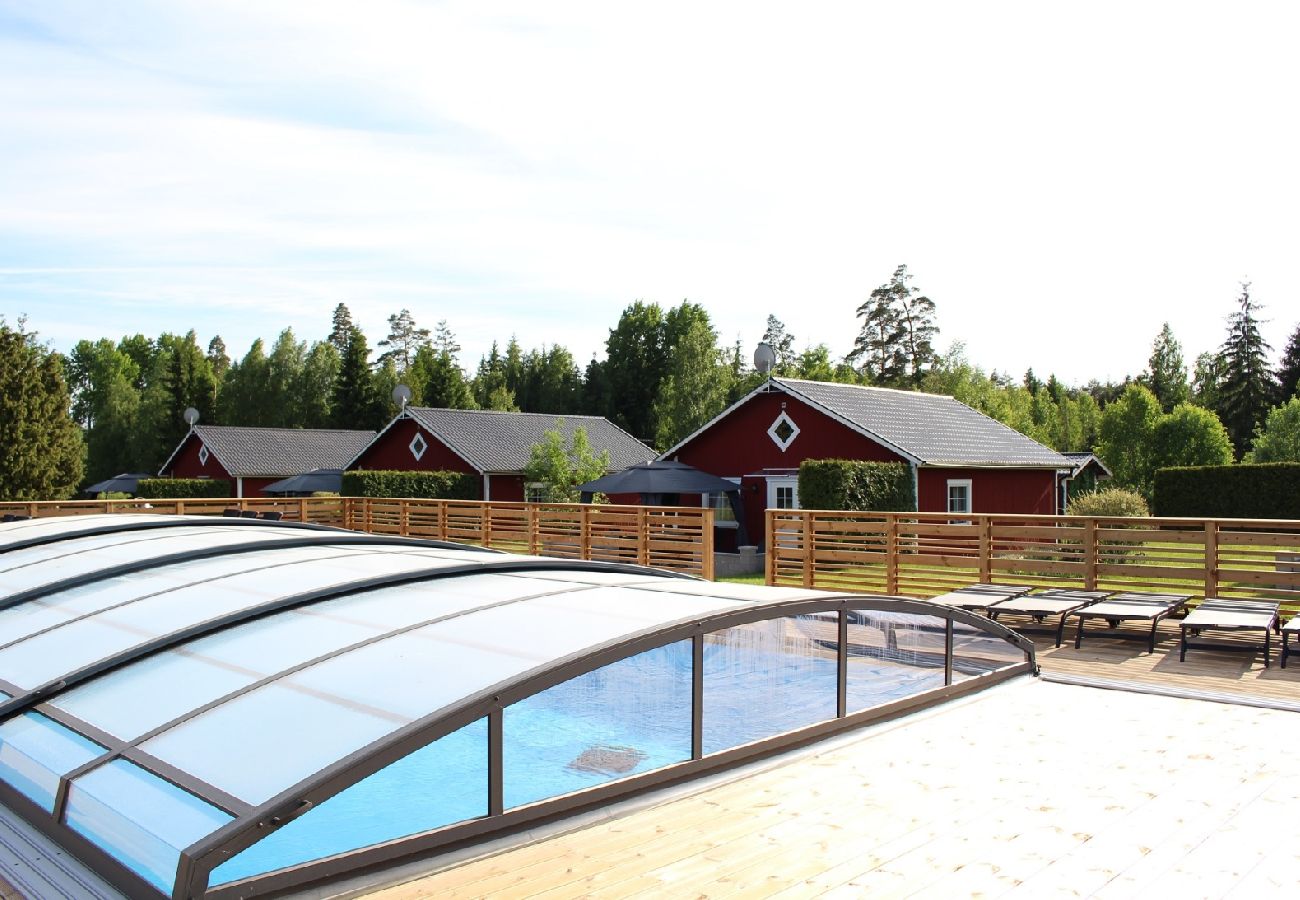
[
  {"xmin": 402, "ymin": 408, "xmax": 654, "ymax": 473},
  {"xmin": 777, "ymin": 379, "xmax": 1072, "ymax": 468},
  {"xmin": 187, "ymin": 426, "xmax": 377, "ymax": 477}
]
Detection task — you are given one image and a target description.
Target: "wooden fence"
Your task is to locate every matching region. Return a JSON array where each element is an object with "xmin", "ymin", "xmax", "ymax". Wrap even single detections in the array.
[
  {"xmin": 0, "ymin": 497, "xmax": 715, "ymax": 579},
  {"xmin": 767, "ymin": 509, "xmax": 1300, "ymax": 616}
]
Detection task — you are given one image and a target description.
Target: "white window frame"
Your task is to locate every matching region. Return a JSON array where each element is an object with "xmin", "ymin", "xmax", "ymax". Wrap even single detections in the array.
[
  {"xmin": 947, "ymin": 478, "xmax": 972, "ymax": 520},
  {"xmin": 767, "ymin": 476, "xmax": 799, "ymax": 510}
]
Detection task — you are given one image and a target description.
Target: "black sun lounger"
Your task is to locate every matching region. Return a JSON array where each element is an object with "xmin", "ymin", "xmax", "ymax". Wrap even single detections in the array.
[
  {"xmin": 1281, "ymin": 615, "xmax": 1300, "ymax": 669},
  {"xmin": 927, "ymin": 583, "xmax": 1031, "ymax": 613},
  {"xmin": 1179, "ymin": 598, "xmax": 1282, "ymax": 667},
  {"xmin": 986, "ymin": 589, "xmax": 1110, "ymax": 648},
  {"xmin": 1069, "ymin": 591, "xmax": 1193, "ymax": 654}
]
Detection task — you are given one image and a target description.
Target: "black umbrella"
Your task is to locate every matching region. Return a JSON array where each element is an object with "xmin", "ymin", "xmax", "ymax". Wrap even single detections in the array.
[
  {"xmin": 577, "ymin": 460, "xmax": 748, "ymax": 545},
  {"xmin": 263, "ymin": 468, "xmax": 345, "ymax": 496},
  {"xmin": 84, "ymin": 473, "xmax": 155, "ymax": 496}
]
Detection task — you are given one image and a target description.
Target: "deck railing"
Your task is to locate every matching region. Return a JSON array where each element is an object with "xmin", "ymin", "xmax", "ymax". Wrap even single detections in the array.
[
  {"xmin": 766, "ymin": 509, "xmax": 1300, "ymax": 615},
  {"xmin": 0, "ymin": 497, "xmax": 715, "ymax": 579}
]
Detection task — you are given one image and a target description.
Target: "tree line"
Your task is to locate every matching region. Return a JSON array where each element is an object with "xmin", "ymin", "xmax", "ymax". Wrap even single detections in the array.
[{"xmin": 2, "ymin": 267, "xmax": 1299, "ymax": 500}]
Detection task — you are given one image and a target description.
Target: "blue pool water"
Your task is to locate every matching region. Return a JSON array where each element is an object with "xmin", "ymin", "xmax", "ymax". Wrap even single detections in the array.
[{"xmin": 197, "ymin": 625, "xmax": 976, "ymax": 887}]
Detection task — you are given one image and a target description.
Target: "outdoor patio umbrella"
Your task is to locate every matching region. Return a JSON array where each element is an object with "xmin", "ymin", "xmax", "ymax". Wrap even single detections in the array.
[
  {"xmin": 577, "ymin": 460, "xmax": 749, "ymax": 545},
  {"xmin": 262, "ymin": 468, "xmax": 344, "ymax": 496},
  {"xmin": 83, "ymin": 473, "xmax": 154, "ymax": 496}
]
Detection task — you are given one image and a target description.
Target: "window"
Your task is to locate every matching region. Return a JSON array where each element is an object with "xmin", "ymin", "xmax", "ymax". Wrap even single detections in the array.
[
  {"xmin": 947, "ymin": 479, "xmax": 972, "ymax": 516},
  {"xmin": 706, "ymin": 479, "xmax": 740, "ymax": 522},
  {"xmin": 767, "ymin": 478, "xmax": 799, "ymax": 510}
]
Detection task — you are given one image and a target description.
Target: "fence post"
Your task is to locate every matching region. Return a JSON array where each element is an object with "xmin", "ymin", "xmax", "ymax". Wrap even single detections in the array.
[
  {"xmin": 528, "ymin": 504, "xmax": 539, "ymax": 555},
  {"xmin": 764, "ymin": 510, "xmax": 775, "ymax": 585},
  {"xmin": 298, "ymin": 497, "xmax": 307, "ymax": 523},
  {"xmin": 801, "ymin": 512, "xmax": 814, "ymax": 588},
  {"xmin": 886, "ymin": 514, "xmax": 899, "ymax": 595},
  {"xmin": 702, "ymin": 508, "xmax": 715, "ymax": 581},
  {"xmin": 638, "ymin": 507, "xmax": 649, "ymax": 566},
  {"xmin": 978, "ymin": 516, "xmax": 992, "ymax": 583},
  {"xmin": 581, "ymin": 505, "xmax": 592, "ymax": 561},
  {"xmin": 176, "ymin": 500, "xmax": 185, "ymax": 516},
  {"xmin": 400, "ymin": 500, "xmax": 409, "ymax": 537},
  {"xmin": 481, "ymin": 502, "xmax": 491, "ymax": 549},
  {"xmin": 1204, "ymin": 520, "xmax": 1218, "ymax": 598},
  {"xmin": 1084, "ymin": 518, "xmax": 1098, "ymax": 590}
]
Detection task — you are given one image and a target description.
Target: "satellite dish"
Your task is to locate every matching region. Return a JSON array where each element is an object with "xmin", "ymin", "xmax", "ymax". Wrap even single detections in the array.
[
  {"xmin": 392, "ymin": 384, "xmax": 413, "ymax": 409},
  {"xmin": 754, "ymin": 342, "xmax": 776, "ymax": 375},
  {"xmin": 183, "ymin": 407, "xmax": 200, "ymax": 426}
]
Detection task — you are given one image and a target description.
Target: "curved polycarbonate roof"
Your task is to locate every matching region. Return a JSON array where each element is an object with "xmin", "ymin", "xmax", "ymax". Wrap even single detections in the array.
[{"xmin": 0, "ymin": 515, "xmax": 1035, "ymax": 899}]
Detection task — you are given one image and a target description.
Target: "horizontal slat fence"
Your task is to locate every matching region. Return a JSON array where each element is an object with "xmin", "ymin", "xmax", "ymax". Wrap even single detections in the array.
[
  {"xmin": 0, "ymin": 497, "xmax": 714, "ymax": 579},
  {"xmin": 767, "ymin": 510, "xmax": 1300, "ymax": 617}
]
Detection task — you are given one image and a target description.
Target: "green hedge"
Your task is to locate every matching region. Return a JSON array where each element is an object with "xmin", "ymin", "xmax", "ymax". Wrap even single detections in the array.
[
  {"xmin": 137, "ymin": 478, "xmax": 230, "ymax": 499},
  {"xmin": 1153, "ymin": 463, "xmax": 1300, "ymax": 519},
  {"xmin": 798, "ymin": 459, "xmax": 916, "ymax": 512},
  {"xmin": 342, "ymin": 469, "xmax": 479, "ymax": 500}
]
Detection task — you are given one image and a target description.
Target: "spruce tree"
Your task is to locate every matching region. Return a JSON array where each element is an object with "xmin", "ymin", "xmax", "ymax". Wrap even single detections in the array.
[
  {"xmin": 1277, "ymin": 323, "xmax": 1300, "ymax": 402},
  {"xmin": 328, "ymin": 303, "xmax": 355, "ymax": 354},
  {"xmin": 331, "ymin": 327, "xmax": 380, "ymax": 428},
  {"xmin": 1142, "ymin": 323, "xmax": 1190, "ymax": 412},
  {"xmin": 1215, "ymin": 282, "xmax": 1277, "ymax": 458}
]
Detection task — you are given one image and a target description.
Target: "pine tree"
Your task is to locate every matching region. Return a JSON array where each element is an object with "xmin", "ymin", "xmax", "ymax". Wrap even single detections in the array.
[
  {"xmin": 1142, "ymin": 323, "xmax": 1190, "ymax": 412},
  {"xmin": 0, "ymin": 319, "xmax": 84, "ymax": 499},
  {"xmin": 1215, "ymin": 282, "xmax": 1277, "ymax": 458},
  {"xmin": 1277, "ymin": 323, "xmax": 1300, "ymax": 401},
  {"xmin": 849, "ymin": 265, "xmax": 938, "ymax": 384},
  {"xmin": 761, "ymin": 315, "xmax": 797, "ymax": 374},
  {"xmin": 376, "ymin": 308, "xmax": 431, "ymax": 373}
]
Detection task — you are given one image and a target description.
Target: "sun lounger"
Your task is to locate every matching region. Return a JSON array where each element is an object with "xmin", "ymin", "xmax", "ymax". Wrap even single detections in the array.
[
  {"xmin": 1069, "ymin": 591, "xmax": 1193, "ymax": 653},
  {"xmin": 986, "ymin": 589, "xmax": 1110, "ymax": 648},
  {"xmin": 1179, "ymin": 598, "xmax": 1281, "ymax": 667},
  {"xmin": 1281, "ymin": 616, "xmax": 1300, "ymax": 669},
  {"xmin": 927, "ymin": 583, "xmax": 1031, "ymax": 613}
]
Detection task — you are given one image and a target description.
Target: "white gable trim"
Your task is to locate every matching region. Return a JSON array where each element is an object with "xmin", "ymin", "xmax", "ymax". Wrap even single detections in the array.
[
  {"xmin": 345, "ymin": 410, "xmax": 485, "ymax": 474},
  {"xmin": 659, "ymin": 379, "xmax": 924, "ymax": 468},
  {"xmin": 157, "ymin": 427, "xmax": 232, "ymax": 478}
]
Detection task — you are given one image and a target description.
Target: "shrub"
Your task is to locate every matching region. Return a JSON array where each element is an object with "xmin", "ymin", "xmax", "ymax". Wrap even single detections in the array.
[
  {"xmin": 137, "ymin": 478, "xmax": 230, "ymax": 499},
  {"xmin": 342, "ymin": 469, "xmax": 478, "ymax": 500},
  {"xmin": 1154, "ymin": 463, "xmax": 1300, "ymax": 519},
  {"xmin": 1066, "ymin": 487, "xmax": 1150, "ymax": 518},
  {"xmin": 798, "ymin": 460, "xmax": 915, "ymax": 512}
]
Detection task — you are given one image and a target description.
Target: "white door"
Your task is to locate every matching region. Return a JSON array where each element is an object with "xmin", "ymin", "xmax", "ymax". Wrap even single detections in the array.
[{"xmin": 766, "ymin": 477, "xmax": 799, "ymax": 510}]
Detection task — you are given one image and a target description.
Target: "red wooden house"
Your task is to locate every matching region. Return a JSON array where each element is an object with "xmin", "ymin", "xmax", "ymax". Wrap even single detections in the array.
[
  {"xmin": 160, "ymin": 425, "xmax": 377, "ymax": 498},
  {"xmin": 661, "ymin": 378, "xmax": 1074, "ymax": 546},
  {"xmin": 348, "ymin": 407, "xmax": 654, "ymax": 501}
]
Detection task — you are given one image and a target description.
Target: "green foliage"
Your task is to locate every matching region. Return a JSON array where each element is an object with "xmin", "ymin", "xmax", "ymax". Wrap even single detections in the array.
[
  {"xmin": 136, "ymin": 477, "xmax": 229, "ymax": 499},
  {"xmin": 341, "ymin": 469, "xmax": 478, "ymax": 499},
  {"xmin": 1154, "ymin": 463, "xmax": 1300, "ymax": 519},
  {"xmin": 603, "ymin": 301, "xmax": 666, "ymax": 441},
  {"xmin": 331, "ymin": 326, "xmax": 386, "ymax": 429},
  {"xmin": 1149, "ymin": 402, "xmax": 1233, "ymax": 471},
  {"xmin": 1246, "ymin": 397, "xmax": 1300, "ymax": 462},
  {"xmin": 653, "ymin": 304, "xmax": 733, "ymax": 449},
  {"xmin": 1096, "ymin": 383, "xmax": 1161, "ymax": 498},
  {"xmin": 1141, "ymin": 323, "xmax": 1190, "ymax": 412},
  {"xmin": 1215, "ymin": 282, "xmax": 1277, "ymax": 458},
  {"xmin": 1066, "ymin": 487, "xmax": 1150, "ymax": 518},
  {"xmin": 471, "ymin": 341, "xmax": 519, "ymax": 411},
  {"xmin": 761, "ymin": 315, "xmax": 798, "ymax": 375},
  {"xmin": 524, "ymin": 424, "xmax": 611, "ymax": 503},
  {"xmin": 0, "ymin": 321, "xmax": 84, "ymax": 500},
  {"xmin": 376, "ymin": 309, "xmax": 431, "ymax": 373},
  {"xmin": 797, "ymin": 459, "xmax": 915, "ymax": 512}
]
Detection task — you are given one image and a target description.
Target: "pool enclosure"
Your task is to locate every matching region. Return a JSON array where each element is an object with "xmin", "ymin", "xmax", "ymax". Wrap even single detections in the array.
[{"xmin": 0, "ymin": 515, "xmax": 1035, "ymax": 899}]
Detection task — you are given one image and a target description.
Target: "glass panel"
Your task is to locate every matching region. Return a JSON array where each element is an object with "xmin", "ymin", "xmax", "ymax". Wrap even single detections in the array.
[
  {"xmin": 209, "ymin": 719, "xmax": 488, "ymax": 886},
  {"xmin": 141, "ymin": 586, "xmax": 731, "ymax": 805},
  {"xmin": 844, "ymin": 610, "xmax": 948, "ymax": 713},
  {"xmin": 65, "ymin": 759, "xmax": 232, "ymax": 894},
  {"xmin": 702, "ymin": 617, "xmax": 837, "ymax": 755},
  {"xmin": 0, "ymin": 549, "xmax": 469, "ymax": 690},
  {"xmin": 951, "ymin": 623, "xmax": 1026, "ymax": 682},
  {"xmin": 51, "ymin": 574, "xmax": 539, "ymax": 740},
  {"xmin": 504, "ymin": 642, "xmax": 692, "ymax": 809},
  {"xmin": 0, "ymin": 712, "xmax": 103, "ymax": 810}
]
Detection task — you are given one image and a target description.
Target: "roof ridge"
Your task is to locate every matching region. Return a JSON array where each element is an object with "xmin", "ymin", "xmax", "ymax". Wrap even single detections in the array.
[{"xmin": 774, "ymin": 377, "xmax": 955, "ymax": 401}]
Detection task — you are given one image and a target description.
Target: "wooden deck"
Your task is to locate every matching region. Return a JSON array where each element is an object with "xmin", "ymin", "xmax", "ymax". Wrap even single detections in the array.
[
  {"xmin": 366, "ymin": 676, "xmax": 1300, "ymax": 899},
  {"xmin": 1030, "ymin": 616, "xmax": 1300, "ymax": 705}
]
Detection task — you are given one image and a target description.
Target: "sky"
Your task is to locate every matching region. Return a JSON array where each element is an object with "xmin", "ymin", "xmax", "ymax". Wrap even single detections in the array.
[{"xmin": 2, "ymin": 1, "xmax": 1298, "ymax": 387}]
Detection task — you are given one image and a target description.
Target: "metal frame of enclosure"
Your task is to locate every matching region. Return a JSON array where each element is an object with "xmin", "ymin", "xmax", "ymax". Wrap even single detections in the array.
[{"xmin": 0, "ymin": 515, "xmax": 1034, "ymax": 899}]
